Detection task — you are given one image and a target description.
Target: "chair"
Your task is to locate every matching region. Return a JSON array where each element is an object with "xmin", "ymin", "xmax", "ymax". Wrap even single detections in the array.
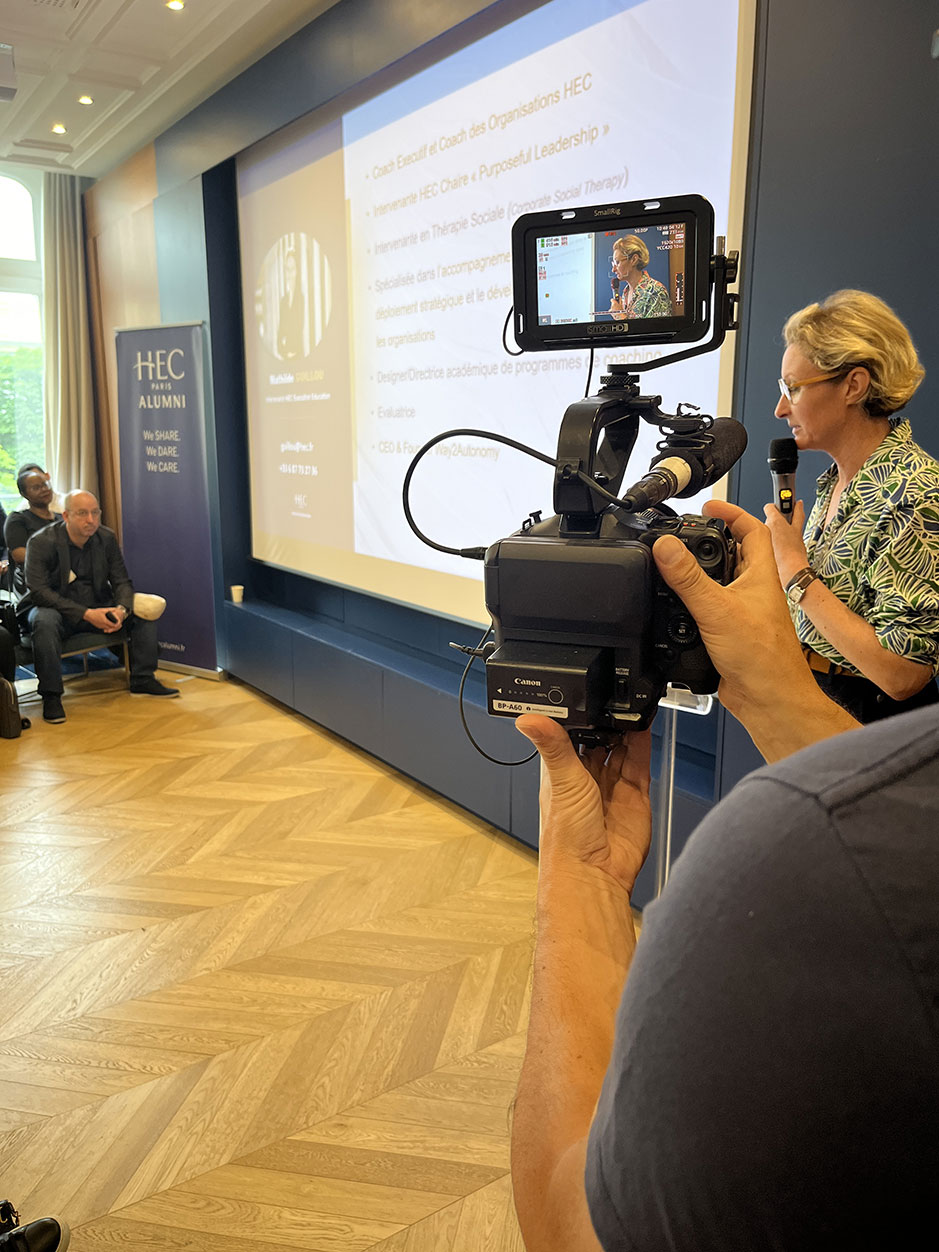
[{"xmin": 15, "ymin": 629, "xmax": 130, "ymax": 689}]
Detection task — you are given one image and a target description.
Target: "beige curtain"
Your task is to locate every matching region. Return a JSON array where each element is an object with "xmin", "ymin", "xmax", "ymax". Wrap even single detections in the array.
[{"xmin": 42, "ymin": 172, "xmax": 98, "ymax": 497}]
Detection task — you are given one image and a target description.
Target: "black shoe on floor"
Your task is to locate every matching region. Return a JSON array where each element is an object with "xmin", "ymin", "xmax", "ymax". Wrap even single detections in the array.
[
  {"xmin": 129, "ymin": 677, "xmax": 180, "ymax": 698},
  {"xmin": 42, "ymin": 695, "xmax": 66, "ymax": 724},
  {"xmin": 0, "ymin": 1216, "xmax": 70, "ymax": 1250}
]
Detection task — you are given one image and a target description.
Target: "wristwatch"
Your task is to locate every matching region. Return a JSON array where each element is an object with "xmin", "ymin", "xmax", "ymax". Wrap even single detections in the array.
[{"xmin": 785, "ymin": 566, "xmax": 819, "ymax": 607}]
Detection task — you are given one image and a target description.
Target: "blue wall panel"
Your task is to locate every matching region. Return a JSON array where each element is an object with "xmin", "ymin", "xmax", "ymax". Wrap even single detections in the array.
[
  {"xmin": 203, "ymin": 163, "xmax": 250, "ymax": 619},
  {"xmin": 380, "ymin": 673, "xmax": 516, "ymax": 832},
  {"xmin": 292, "ymin": 632, "xmax": 385, "ymax": 758},
  {"xmin": 223, "ymin": 605, "xmax": 295, "ymax": 708},
  {"xmin": 509, "ymin": 761, "xmax": 540, "ymax": 850}
]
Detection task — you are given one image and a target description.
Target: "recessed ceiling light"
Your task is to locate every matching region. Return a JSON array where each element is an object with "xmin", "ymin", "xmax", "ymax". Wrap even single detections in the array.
[
  {"xmin": 78, "ymin": 95, "xmax": 94, "ymax": 106},
  {"xmin": 166, "ymin": 1, "xmax": 185, "ymax": 10},
  {"xmin": 51, "ymin": 123, "xmax": 67, "ymax": 134}
]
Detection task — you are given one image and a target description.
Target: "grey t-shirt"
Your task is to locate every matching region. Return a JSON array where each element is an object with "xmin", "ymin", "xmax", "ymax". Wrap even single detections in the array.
[{"xmin": 586, "ymin": 704, "xmax": 939, "ymax": 1251}]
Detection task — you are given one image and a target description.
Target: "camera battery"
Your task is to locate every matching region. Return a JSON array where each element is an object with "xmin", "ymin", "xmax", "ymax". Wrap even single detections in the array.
[{"xmin": 486, "ymin": 641, "xmax": 610, "ymax": 726}]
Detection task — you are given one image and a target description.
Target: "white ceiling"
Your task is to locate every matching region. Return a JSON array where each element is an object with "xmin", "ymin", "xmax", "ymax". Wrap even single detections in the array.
[{"xmin": 0, "ymin": 0, "xmax": 338, "ymax": 179}]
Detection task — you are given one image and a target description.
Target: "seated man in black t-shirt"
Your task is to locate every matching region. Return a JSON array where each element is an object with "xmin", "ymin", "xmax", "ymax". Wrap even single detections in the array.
[
  {"xmin": 4, "ymin": 467, "xmax": 62, "ymax": 599},
  {"xmin": 20, "ymin": 489, "xmax": 179, "ymax": 724},
  {"xmin": 510, "ymin": 500, "xmax": 938, "ymax": 1252}
]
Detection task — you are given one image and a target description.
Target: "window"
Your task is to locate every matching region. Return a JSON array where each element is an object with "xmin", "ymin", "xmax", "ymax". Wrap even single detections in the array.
[
  {"xmin": 0, "ymin": 169, "xmax": 44, "ymax": 519},
  {"xmin": 0, "ymin": 175, "xmax": 36, "ymax": 261}
]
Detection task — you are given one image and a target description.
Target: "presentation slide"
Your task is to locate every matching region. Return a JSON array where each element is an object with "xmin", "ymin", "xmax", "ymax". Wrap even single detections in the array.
[{"xmin": 237, "ymin": 0, "xmax": 743, "ymax": 624}]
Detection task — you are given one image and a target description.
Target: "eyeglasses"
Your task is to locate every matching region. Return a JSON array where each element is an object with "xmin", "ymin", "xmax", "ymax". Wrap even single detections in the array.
[
  {"xmin": 777, "ymin": 371, "xmax": 847, "ymax": 404},
  {"xmin": 70, "ymin": 508, "xmax": 101, "ymax": 519}
]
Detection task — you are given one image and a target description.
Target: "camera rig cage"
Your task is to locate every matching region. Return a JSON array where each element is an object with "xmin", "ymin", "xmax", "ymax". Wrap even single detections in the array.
[{"xmin": 403, "ymin": 194, "xmax": 744, "ymax": 753}]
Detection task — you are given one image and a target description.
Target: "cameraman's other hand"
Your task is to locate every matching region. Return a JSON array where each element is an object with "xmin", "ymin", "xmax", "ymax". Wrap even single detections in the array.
[
  {"xmin": 516, "ymin": 715, "xmax": 651, "ymax": 898},
  {"xmin": 763, "ymin": 498, "xmax": 810, "ymax": 587},
  {"xmin": 652, "ymin": 500, "xmax": 859, "ymax": 761}
]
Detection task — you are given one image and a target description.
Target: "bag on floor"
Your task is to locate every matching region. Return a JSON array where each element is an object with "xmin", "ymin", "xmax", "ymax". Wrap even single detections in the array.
[
  {"xmin": 0, "ymin": 599, "xmax": 19, "ymax": 643},
  {"xmin": 0, "ymin": 676, "xmax": 27, "ymax": 738}
]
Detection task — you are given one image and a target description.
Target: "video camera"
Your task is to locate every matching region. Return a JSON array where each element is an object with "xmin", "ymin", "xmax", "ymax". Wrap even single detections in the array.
[{"xmin": 406, "ymin": 194, "xmax": 746, "ymax": 748}]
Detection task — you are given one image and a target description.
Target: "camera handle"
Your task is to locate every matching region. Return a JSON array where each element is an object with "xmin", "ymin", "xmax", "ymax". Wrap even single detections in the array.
[
  {"xmin": 554, "ymin": 378, "xmax": 640, "ymax": 534},
  {"xmin": 554, "ymin": 371, "xmax": 714, "ymax": 536}
]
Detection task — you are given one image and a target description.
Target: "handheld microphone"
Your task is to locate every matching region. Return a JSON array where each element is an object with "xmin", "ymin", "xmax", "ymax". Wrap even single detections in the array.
[
  {"xmin": 768, "ymin": 437, "xmax": 798, "ymax": 523},
  {"xmin": 611, "ymin": 275, "xmax": 620, "ymax": 296},
  {"xmin": 619, "ymin": 417, "xmax": 748, "ymax": 512}
]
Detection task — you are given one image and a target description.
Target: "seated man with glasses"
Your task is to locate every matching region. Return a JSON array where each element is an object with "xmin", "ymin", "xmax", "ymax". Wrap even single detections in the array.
[{"xmin": 20, "ymin": 489, "xmax": 179, "ymax": 723}]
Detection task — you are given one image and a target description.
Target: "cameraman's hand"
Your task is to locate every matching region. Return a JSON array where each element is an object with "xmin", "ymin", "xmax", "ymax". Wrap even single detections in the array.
[
  {"xmin": 652, "ymin": 500, "xmax": 860, "ymax": 761},
  {"xmin": 511, "ymin": 720, "xmax": 650, "ymax": 1252},
  {"xmin": 763, "ymin": 498, "xmax": 810, "ymax": 588},
  {"xmin": 515, "ymin": 715, "xmax": 651, "ymax": 897}
]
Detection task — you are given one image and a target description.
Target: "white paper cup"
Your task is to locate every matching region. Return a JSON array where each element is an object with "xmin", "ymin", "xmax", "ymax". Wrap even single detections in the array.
[{"xmin": 230, "ymin": 585, "xmax": 244, "ymax": 604}]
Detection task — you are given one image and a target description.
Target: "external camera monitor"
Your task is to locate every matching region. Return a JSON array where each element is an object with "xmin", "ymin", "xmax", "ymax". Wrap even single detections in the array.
[{"xmin": 511, "ymin": 194, "xmax": 714, "ymax": 352}]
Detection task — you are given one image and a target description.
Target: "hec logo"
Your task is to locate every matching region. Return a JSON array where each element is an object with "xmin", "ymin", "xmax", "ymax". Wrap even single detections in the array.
[{"xmin": 134, "ymin": 349, "xmax": 185, "ymax": 381}]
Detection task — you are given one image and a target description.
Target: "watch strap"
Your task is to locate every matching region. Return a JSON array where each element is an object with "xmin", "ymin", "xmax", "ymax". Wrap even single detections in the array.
[
  {"xmin": 785, "ymin": 566, "xmax": 815, "ymax": 593},
  {"xmin": 785, "ymin": 566, "xmax": 819, "ymax": 603}
]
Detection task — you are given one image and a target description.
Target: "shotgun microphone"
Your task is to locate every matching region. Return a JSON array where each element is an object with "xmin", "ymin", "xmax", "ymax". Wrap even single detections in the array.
[
  {"xmin": 768, "ymin": 437, "xmax": 798, "ymax": 523},
  {"xmin": 620, "ymin": 417, "xmax": 748, "ymax": 511}
]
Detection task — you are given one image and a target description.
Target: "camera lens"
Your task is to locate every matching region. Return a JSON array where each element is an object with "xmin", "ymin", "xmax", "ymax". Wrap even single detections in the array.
[{"xmin": 694, "ymin": 538, "xmax": 722, "ymax": 567}]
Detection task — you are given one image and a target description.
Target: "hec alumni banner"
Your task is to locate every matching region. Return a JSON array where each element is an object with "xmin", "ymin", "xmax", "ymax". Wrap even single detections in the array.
[{"xmin": 116, "ymin": 323, "xmax": 218, "ymax": 672}]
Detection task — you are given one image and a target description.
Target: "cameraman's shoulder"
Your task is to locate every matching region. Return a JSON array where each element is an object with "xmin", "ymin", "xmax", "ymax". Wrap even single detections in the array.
[
  {"xmin": 763, "ymin": 704, "xmax": 939, "ymax": 813},
  {"xmin": 674, "ymin": 706, "xmax": 939, "ymax": 889}
]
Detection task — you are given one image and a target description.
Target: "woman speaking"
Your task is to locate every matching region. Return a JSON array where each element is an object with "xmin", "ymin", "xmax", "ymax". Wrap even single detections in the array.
[
  {"xmin": 765, "ymin": 289, "xmax": 939, "ymax": 722},
  {"xmin": 608, "ymin": 235, "xmax": 673, "ymax": 320}
]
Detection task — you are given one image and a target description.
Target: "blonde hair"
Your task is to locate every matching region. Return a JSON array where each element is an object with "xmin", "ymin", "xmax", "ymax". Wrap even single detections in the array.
[
  {"xmin": 783, "ymin": 289, "xmax": 924, "ymax": 417},
  {"xmin": 613, "ymin": 235, "xmax": 650, "ymax": 269}
]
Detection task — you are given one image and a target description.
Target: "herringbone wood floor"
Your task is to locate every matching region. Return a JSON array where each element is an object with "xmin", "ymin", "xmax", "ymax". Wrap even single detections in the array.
[{"xmin": 0, "ymin": 671, "xmax": 538, "ymax": 1250}]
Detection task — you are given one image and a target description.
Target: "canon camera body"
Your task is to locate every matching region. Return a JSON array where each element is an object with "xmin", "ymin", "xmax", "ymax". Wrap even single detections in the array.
[{"xmin": 484, "ymin": 508, "xmax": 734, "ymax": 738}]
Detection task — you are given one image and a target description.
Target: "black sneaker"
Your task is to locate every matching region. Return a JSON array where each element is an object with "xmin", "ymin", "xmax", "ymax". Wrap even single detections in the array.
[
  {"xmin": 0, "ymin": 1203, "xmax": 18, "ymax": 1235},
  {"xmin": 42, "ymin": 696, "xmax": 66, "ymax": 724},
  {"xmin": 0, "ymin": 1216, "xmax": 70, "ymax": 1250},
  {"xmin": 129, "ymin": 677, "xmax": 180, "ymax": 698}
]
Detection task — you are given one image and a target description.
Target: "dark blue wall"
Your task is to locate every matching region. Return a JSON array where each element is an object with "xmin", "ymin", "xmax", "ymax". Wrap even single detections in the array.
[{"xmin": 142, "ymin": 0, "xmax": 938, "ymax": 881}]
